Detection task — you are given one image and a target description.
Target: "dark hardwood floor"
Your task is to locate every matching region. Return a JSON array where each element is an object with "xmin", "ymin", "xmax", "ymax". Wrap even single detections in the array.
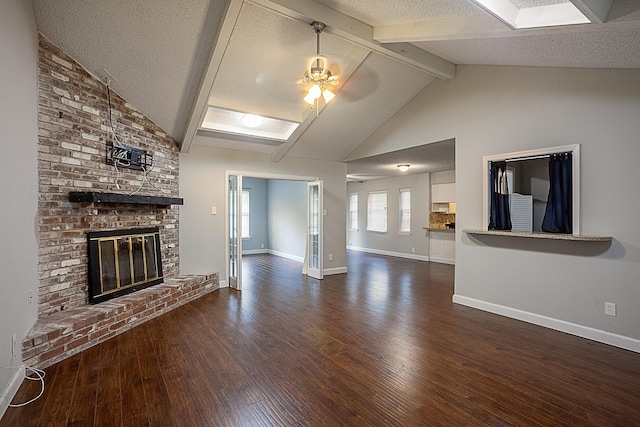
[{"xmin": 3, "ymin": 252, "xmax": 640, "ymax": 426}]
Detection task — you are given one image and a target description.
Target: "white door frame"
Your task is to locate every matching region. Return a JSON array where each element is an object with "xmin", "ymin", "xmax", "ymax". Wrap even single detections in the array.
[
  {"xmin": 305, "ymin": 180, "xmax": 324, "ymax": 280},
  {"xmin": 224, "ymin": 170, "xmax": 321, "ymax": 287},
  {"xmin": 227, "ymin": 174, "xmax": 242, "ymax": 290}
]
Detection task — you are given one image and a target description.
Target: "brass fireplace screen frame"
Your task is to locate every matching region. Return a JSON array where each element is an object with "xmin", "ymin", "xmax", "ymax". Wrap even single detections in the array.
[{"xmin": 87, "ymin": 227, "xmax": 163, "ymax": 304}]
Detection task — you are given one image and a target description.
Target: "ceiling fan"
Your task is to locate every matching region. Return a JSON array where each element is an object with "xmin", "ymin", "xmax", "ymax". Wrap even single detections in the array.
[{"xmin": 297, "ymin": 21, "xmax": 340, "ymax": 107}]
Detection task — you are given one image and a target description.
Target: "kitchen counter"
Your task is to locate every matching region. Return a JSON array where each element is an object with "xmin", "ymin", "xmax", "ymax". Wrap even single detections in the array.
[{"xmin": 424, "ymin": 227, "xmax": 455, "ymax": 232}]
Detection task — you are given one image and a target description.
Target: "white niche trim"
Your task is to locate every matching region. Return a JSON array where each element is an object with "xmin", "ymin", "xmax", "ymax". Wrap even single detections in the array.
[{"xmin": 482, "ymin": 144, "xmax": 581, "ymax": 235}]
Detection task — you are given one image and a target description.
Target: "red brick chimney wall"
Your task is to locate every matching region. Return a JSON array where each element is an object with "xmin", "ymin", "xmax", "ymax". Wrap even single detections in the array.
[{"xmin": 37, "ymin": 35, "xmax": 180, "ymax": 318}]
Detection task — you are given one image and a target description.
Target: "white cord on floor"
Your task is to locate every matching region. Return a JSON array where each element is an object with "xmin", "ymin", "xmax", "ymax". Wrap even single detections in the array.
[{"xmin": 0, "ymin": 365, "xmax": 46, "ymax": 407}]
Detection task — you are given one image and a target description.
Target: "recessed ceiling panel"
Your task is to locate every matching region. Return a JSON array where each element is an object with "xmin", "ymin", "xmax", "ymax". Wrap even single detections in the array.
[
  {"xmin": 470, "ymin": 0, "xmax": 590, "ymax": 29},
  {"xmin": 201, "ymin": 106, "xmax": 299, "ymax": 141}
]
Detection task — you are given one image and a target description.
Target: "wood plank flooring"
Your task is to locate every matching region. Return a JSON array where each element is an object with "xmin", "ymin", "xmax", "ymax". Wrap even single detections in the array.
[{"xmin": 3, "ymin": 252, "xmax": 640, "ymax": 426}]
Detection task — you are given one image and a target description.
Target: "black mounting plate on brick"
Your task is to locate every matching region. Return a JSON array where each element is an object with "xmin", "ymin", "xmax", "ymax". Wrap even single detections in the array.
[{"xmin": 106, "ymin": 141, "xmax": 153, "ymax": 171}]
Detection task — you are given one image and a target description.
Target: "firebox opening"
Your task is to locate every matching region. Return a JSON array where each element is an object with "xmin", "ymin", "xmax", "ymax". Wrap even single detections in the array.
[{"xmin": 87, "ymin": 227, "xmax": 163, "ymax": 304}]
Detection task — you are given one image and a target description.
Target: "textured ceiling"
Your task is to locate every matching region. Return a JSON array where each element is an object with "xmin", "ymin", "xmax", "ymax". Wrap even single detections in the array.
[
  {"xmin": 32, "ymin": 0, "xmax": 225, "ymax": 141},
  {"xmin": 313, "ymin": 0, "xmax": 483, "ymax": 25},
  {"xmin": 510, "ymin": 0, "xmax": 568, "ymax": 8},
  {"xmin": 31, "ymin": 0, "xmax": 640, "ymax": 179},
  {"xmin": 417, "ymin": 26, "xmax": 640, "ymax": 68}
]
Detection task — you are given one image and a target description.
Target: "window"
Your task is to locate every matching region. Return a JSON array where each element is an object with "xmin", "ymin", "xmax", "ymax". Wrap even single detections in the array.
[
  {"xmin": 399, "ymin": 188, "xmax": 411, "ymax": 234},
  {"xmin": 241, "ymin": 190, "xmax": 250, "ymax": 238},
  {"xmin": 349, "ymin": 192, "xmax": 358, "ymax": 230},
  {"xmin": 367, "ymin": 191, "xmax": 387, "ymax": 233}
]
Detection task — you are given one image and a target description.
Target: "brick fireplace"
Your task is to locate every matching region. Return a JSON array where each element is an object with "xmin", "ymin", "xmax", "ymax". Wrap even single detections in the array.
[{"xmin": 22, "ymin": 35, "xmax": 219, "ymax": 368}]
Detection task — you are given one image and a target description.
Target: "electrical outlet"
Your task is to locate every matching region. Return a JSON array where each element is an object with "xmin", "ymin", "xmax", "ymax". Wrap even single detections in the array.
[
  {"xmin": 605, "ymin": 302, "xmax": 617, "ymax": 317},
  {"xmin": 411, "ymin": 247, "xmax": 415, "ymax": 253},
  {"xmin": 11, "ymin": 333, "xmax": 17, "ymax": 355},
  {"xmin": 329, "ymin": 254, "xmax": 333, "ymax": 261},
  {"xmin": 211, "ymin": 207, "xmax": 217, "ymax": 215}
]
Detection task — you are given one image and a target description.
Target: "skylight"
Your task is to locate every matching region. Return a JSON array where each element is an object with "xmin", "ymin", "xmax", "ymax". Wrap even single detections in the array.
[
  {"xmin": 472, "ymin": 0, "xmax": 591, "ymax": 29},
  {"xmin": 201, "ymin": 106, "xmax": 299, "ymax": 141}
]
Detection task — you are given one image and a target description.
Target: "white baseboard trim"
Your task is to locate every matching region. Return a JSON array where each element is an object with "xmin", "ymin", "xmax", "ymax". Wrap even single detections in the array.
[
  {"xmin": 0, "ymin": 365, "xmax": 25, "ymax": 419},
  {"xmin": 242, "ymin": 249, "xmax": 268, "ymax": 255},
  {"xmin": 452, "ymin": 295, "xmax": 640, "ymax": 353},
  {"xmin": 267, "ymin": 249, "xmax": 304, "ymax": 263},
  {"xmin": 324, "ymin": 267, "xmax": 348, "ymax": 275},
  {"xmin": 347, "ymin": 246, "xmax": 428, "ymax": 262},
  {"xmin": 429, "ymin": 256, "xmax": 455, "ymax": 265}
]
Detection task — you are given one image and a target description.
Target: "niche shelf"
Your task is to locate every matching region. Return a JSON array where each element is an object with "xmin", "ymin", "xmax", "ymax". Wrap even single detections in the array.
[{"xmin": 463, "ymin": 229, "xmax": 611, "ymax": 242}]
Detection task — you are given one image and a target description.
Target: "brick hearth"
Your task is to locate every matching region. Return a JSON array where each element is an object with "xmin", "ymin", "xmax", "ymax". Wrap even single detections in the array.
[{"xmin": 23, "ymin": 273, "xmax": 218, "ymax": 368}]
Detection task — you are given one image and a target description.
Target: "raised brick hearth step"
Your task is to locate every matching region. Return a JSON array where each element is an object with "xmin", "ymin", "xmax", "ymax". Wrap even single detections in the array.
[{"xmin": 22, "ymin": 274, "xmax": 219, "ymax": 368}]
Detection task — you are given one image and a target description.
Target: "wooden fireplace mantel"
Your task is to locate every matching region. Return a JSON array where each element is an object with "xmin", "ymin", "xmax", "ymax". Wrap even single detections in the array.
[{"xmin": 69, "ymin": 191, "xmax": 184, "ymax": 207}]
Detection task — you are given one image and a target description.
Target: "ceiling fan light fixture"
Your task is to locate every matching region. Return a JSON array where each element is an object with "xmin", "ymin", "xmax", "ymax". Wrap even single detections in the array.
[
  {"xmin": 308, "ymin": 84, "xmax": 321, "ymax": 99},
  {"xmin": 304, "ymin": 84, "xmax": 321, "ymax": 105},
  {"xmin": 298, "ymin": 21, "xmax": 339, "ymax": 107},
  {"xmin": 303, "ymin": 92, "xmax": 316, "ymax": 105},
  {"xmin": 397, "ymin": 164, "xmax": 410, "ymax": 172},
  {"xmin": 322, "ymin": 89, "xmax": 335, "ymax": 103}
]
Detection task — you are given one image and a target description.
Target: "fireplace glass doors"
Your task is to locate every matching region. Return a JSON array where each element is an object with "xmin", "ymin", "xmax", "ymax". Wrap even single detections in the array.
[{"xmin": 87, "ymin": 227, "xmax": 163, "ymax": 304}]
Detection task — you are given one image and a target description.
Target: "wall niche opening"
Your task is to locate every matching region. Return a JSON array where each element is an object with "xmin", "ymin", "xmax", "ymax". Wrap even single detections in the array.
[{"xmin": 482, "ymin": 144, "xmax": 581, "ymax": 235}]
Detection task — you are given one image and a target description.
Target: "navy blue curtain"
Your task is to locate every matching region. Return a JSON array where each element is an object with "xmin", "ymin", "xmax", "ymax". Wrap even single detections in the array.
[
  {"xmin": 542, "ymin": 152, "xmax": 572, "ymax": 233},
  {"xmin": 489, "ymin": 161, "xmax": 512, "ymax": 230}
]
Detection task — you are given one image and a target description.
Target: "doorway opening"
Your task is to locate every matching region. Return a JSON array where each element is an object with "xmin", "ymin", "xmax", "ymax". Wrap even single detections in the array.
[{"xmin": 226, "ymin": 171, "xmax": 323, "ymax": 291}]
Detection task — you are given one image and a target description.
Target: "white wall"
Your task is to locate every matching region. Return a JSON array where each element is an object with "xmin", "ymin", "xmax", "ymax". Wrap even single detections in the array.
[
  {"xmin": 431, "ymin": 170, "xmax": 455, "ymax": 185},
  {"xmin": 0, "ymin": 0, "xmax": 39, "ymax": 416},
  {"xmin": 179, "ymin": 145, "xmax": 347, "ymax": 280},
  {"xmin": 267, "ymin": 180, "xmax": 307, "ymax": 261},
  {"xmin": 347, "ymin": 173, "xmax": 430, "ymax": 260},
  {"xmin": 351, "ymin": 65, "xmax": 640, "ymax": 350}
]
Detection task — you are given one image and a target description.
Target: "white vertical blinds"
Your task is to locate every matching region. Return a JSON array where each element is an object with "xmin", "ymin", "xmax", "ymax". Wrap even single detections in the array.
[
  {"xmin": 399, "ymin": 188, "xmax": 411, "ymax": 233},
  {"xmin": 367, "ymin": 191, "xmax": 387, "ymax": 233},
  {"xmin": 349, "ymin": 192, "xmax": 358, "ymax": 230}
]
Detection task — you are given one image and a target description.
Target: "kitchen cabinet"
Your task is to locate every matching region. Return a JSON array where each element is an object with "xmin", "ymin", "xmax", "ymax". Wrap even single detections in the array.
[
  {"xmin": 429, "ymin": 230, "xmax": 455, "ymax": 264},
  {"xmin": 432, "ymin": 183, "xmax": 456, "ymax": 203},
  {"xmin": 432, "ymin": 183, "xmax": 456, "ymax": 213}
]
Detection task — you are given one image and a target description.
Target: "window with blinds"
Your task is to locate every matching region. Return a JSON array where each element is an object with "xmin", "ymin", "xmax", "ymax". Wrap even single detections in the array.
[
  {"xmin": 367, "ymin": 191, "xmax": 387, "ymax": 233},
  {"xmin": 399, "ymin": 188, "xmax": 411, "ymax": 234},
  {"xmin": 349, "ymin": 192, "xmax": 358, "ymax": 230}
]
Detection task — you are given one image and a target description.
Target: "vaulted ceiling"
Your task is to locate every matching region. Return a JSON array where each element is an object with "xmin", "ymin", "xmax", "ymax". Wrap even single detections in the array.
[{"xmin": 31, "ymin": 0, "xmax": 640, "ymax": 179}]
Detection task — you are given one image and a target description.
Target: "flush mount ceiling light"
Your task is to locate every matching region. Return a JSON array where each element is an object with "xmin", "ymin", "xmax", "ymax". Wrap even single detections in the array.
[
  {"xmin": 397, "ymin": 164, "xmax": 410, "ymax": 172},
  {"xmin": 242, "ymin": 114, "xmax": 262, "ymax": 128},
  {"xmin": 298, "ymin": 22, "xmax": 339, "ymax": 109},
  {"xmin": 471, "ymin": 0, "xmax": 590, "ymax": 29}
]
